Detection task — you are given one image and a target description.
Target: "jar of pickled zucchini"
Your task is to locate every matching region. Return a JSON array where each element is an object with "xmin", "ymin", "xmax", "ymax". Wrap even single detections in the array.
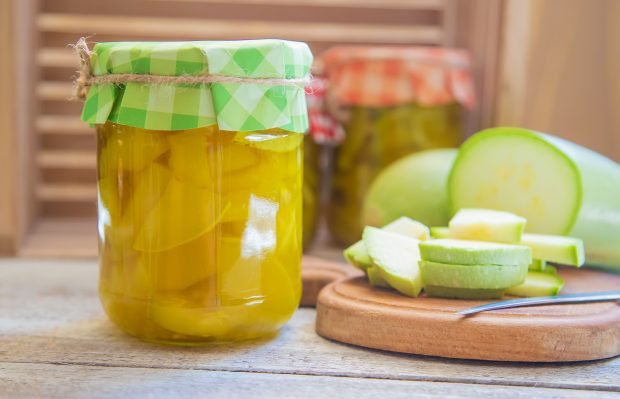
[
  {"xmin": 321, "ymin": 47, "xmax": 475, "ymax": 246},
  {"xmin": 77, "ymin": 39, "xmax": 313, "ymax": 344}
]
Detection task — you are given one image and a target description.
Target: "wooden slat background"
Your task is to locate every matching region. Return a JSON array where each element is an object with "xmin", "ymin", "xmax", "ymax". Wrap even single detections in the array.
[
  {"xmin": 36, "ymin": 0, "xmax": 452, "ymax": 219},
  {"xmin": 7, "ymin": 0, "xmax": 618, "ymax": 257},
  {"xmin": 0, "ymin": 0, "xmax": 18, "ymax": 253},
  {"xmin": 0, "ymin": 0, "xmax": 39, "ymax": 255},
  {"xmin": 26, "ymin": 0, "xmax": 482, "ymax": 256}
]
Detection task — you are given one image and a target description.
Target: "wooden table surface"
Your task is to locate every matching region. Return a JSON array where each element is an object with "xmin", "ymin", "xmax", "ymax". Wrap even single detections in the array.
[{"xmin": 1, "ymin": 259, "xmax": 619, "ymax": 399}]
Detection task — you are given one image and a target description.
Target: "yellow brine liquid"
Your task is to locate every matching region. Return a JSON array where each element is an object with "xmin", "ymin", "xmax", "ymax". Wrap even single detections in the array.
[{"xmin": 97, "ymin": 122, "xmax": 303, "ymax": 345}]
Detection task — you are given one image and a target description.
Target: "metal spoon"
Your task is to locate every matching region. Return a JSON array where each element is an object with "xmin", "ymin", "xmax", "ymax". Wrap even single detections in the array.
[{"xmin": 457, "ymin": 291, "xmax": 620, "ymax": 316}]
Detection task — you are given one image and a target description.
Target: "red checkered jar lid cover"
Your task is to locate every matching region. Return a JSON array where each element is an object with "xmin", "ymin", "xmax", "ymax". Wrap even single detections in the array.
[{"xmin": 320, "ymin": 46, "xmax": 476, "ymax": 108}]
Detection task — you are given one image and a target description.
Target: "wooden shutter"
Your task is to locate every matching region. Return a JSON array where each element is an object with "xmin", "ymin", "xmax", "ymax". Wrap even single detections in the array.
[{"xmin": 13, "ymin": 0, "xmax": 501, "ymax": 257}]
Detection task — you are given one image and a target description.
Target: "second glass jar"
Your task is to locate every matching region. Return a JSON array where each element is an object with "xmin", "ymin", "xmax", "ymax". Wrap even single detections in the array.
[
  {"xmin": 321, "ymin": 47, "xmax": 475, "ymax": 245},
  {"xmin": 327, "ymin": 103, "xmax": 462, "ymax": 245}
]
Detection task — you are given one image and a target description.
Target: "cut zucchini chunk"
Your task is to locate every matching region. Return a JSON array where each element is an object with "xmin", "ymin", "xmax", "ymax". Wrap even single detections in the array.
[
  {"xmin": 419, "ymin": 261, "xmax": 528, "ymax": 289},
  {"xmin": 544, "ymin": 265, "xmax": 558, "ymax": 275},
  {"xmin": 449, "ymin": 208, "xmax": 526, "ymax": 243},
  {"xmin": 363, "ymin": 227, "xmax": 423, "ymax": 297},
  {"xmin": 344, "ymin": 217, "xmax": 429, "ymax": 271},
  {"xmin": 425, "ymin": 286, "xmax": 505, "ymax": 300},
  {"xmin": 419, "ymin": 239, "xmax": 531, "ymax": 266},
  {"xmin": 528, "ymin": 259, "xmax": 547, "ymax": 271},
  {"xmin": 344, "ymin": 241, "xmax": 372, "ymax": 271},
  {"xmin": 520, "ymin": 233, "xmax": 585, "ymax": 267},
  {"xmin": 367, "ymin": 264, "xmax": 390, "ymax": 288},
  {"xmin": 527, "ymin": 260, "xmax": 560, "ymax": 274},
  {"xmin": 506, "ymin": 271, "xmax": 564, "ymax": 297},
  {"xmin": 384, "ymin": 217, "xmax": 431, "ymax": 240},
  {"xmin": 430, "ymin": 226, "xmax": 450, "ymax": 239}
]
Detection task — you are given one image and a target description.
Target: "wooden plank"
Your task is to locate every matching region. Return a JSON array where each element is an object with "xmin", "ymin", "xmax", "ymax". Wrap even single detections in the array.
[
  {"xmin": 38, "ymin": 14, "xmax": 444, "ymax": 44},
  {"xmin": 1, "ymin": 260, "xmax": 619, "ymax": 392},
  {"xmin": 37, "ymin": 81, "xmax": 74, "ymax": 101},
  {"xmin": 2, "ymin": 363, "xmax": 617, "ymax": 399},
  {"xmin": 37, "ymin": 183, "xmax": 96, "ymax": 201},
  {"xmin": 37, "ymin": 115, "xmax": 93, "ymax": 135},
  {"xmin": 153, "ymin": 0, "xmax": 445, "ymax": 10},
  {"xmin": 316, "ymin": 271, "xmax": 620, "ymax": 362},
  {"xmin": 37, "ymin": 150, "xmax": 96, "ymax": 169}
]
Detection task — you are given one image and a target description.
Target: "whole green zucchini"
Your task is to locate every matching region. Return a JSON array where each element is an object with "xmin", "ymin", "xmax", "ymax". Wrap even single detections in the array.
[{"xmin": 449, "ymin": 127, "xmax": 620, "ymax": 270}]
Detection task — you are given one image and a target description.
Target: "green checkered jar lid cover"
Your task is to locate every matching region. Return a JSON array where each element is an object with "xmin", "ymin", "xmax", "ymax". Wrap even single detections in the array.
[{"xmin": 77, "ymin": 39, "xmax": 313, "ymax": 133}]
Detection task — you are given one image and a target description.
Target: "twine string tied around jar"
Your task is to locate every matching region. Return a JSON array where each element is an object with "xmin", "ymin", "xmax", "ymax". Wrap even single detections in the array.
[{"xmin": 71, "ymin": 37, "xmax": 312, "ymax": 101}]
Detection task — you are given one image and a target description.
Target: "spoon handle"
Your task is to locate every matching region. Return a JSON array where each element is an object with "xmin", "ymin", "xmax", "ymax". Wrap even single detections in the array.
[{"xmin": 457, "ymin": 291, "xmax": 620, "ymax": 315}]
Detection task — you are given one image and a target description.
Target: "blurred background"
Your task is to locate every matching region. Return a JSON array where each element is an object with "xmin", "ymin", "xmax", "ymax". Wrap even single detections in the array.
[{"xmin": 0, "ymin": 0, "xmax": 618, "ymax": 258}]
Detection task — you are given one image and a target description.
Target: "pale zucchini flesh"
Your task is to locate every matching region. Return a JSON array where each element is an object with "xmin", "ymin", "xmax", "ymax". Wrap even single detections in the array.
[
  {"xmin": 367, "ymin": 264, "xmax": 390, "ymax": 288},
  {"xmin": 430, "ymin": 226, "xmax": 450, "ymax": 239},
  {"xmin": 419, "ymin": 260, "xmax": 528, "ymax": 289},
  {"xmin": 344, "ymin": 241, "xmax": 373, "ymax": 271},
  {"xmin": 528, "ymin": 260, "xmax": 558, "ymax": 274},
  {"xmin": 384, "ymin": 217, "xmax": 430, "ymax": 240},
  {"xmin": 528, "ymin": 259, "xmax": 547, "ymax": 271},
  {"xmin": 505, "ymin": 271, "xmax": 564, "ymax": 297},
  {"xmin": 343, "ymin": 217, "xmax": 430, "ymax": 271},
  {"xmin": 449, "ymin": 208, "xmax": 526, "ymax": 243},
  {"xmin": 449, "ymin": 128, "xmax": 580, "ymax": 234},
  {"xmin": 419, "ymin": 239, "xmax": 532, "ymax": 266},
  {"xmin": 543, "ymin": 264, "xmax": 558, "ymax": 275},
  {"xmin": 363, "ymin": 227, "xmax": 423, "ymax": 297},
  {"xmin": 520, "ymin": 233, "xmax": 585, "ymax": 267}
]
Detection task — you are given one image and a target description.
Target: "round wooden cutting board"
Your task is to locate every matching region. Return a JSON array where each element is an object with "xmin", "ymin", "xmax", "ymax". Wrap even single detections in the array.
[
  {"xmin": 301, "ymin": 255, "xmax": 362, "ymax": 307},
  {"xmin": 316, "ymin": 267, "xmax": 620, "ymax": 362}
]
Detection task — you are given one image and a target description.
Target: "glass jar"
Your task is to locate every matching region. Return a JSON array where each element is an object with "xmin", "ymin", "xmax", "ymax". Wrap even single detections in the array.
[
  {"xmin": 321, "ymin": 47, "xmax": 475, "ymax": 246},
  {"xmin": 78, "ymin": 39, "xmax": 312, "ymax": 344},
  {"xmin": 97, "ymin": 123, "xmax": 302, "ymax": 344}
]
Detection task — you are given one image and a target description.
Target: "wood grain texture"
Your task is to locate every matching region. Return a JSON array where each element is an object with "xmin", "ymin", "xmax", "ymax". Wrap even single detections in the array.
[
  {"xmin": 3, "ymin": 363, "xmax": 619, "ymax": 399},
  {"xmin": 497, "ymin": 0, "xmax": 620, "ymax": 162},
  {"xmin": 38, "ymin": 14, "xmax": 443, "ymax": 44},
  {"xmin": 0, "ymin": 0, "xmax": 18, "ymax": 254},
  {"xmin": 16, "ymin": 0, "xmax": 447, "ymax": 245},
  {"xmin": 301, "ymin": 255, "xmax": 362, "ymax": 307},
  {"xmin": 0, "ymin": 259, "xmax": 619, "ymax": 394},
  {"xmin": 317, "ymin": 269, "xmax": 620, "ymax": 362},
  {"xmin": 157, "ymin": 0, "xmax": 445, "ymax": 10},
  {"xmin": 453, "ymin": 0, "xmax": 503, "ymax": 135},
  {"xmin": 23, "ymin": 0, "xmax": 503, "ymax": 253},
  {"xmin": 0, "ymin": 0, "xmax": 39, "ymax": 255}
]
